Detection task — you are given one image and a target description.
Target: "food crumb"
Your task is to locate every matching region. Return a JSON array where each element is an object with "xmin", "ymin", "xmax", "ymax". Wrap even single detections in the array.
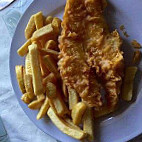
[
  {"xmin": 131, "ymin": 40, "xmax": 141, "ymax": 49},
  {"xmin": 120, "ymin": 25, "xmax": 125, "ymax": 31},
  {"xmin": 123, "ymin": 31, "xmax": 129, "ymax": 38},
  {"xmin": 119, "ymin": 24, "xmax": 129, "ymax": 37},
  {"xmin": 133, "ymin": 50, "xmax": 141, "ymax": 64}
]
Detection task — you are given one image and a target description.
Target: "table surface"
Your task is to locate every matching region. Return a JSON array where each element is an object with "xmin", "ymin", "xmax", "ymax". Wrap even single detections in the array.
[{"xmin": 0, "ymin": 0, "xmax": 140, "ymax": 142}]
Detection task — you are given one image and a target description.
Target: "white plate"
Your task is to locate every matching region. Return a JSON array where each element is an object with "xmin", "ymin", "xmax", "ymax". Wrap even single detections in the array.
[{"xmin": 10, "ymin": 0, "xmax": 142, "ymax": 142}]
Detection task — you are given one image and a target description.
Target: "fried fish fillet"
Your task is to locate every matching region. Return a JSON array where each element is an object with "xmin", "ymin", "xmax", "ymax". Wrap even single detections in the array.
[
  {"xmin": 58, "ymin": 0, "xmax": 103, "ymax": 108},
  {"xmin": 59, "ymin": 0, "xmax": 124, "ymax": 107},
  {"xmin": 84, "ymin": 0, "xmax": 124, "ymax": 106}
]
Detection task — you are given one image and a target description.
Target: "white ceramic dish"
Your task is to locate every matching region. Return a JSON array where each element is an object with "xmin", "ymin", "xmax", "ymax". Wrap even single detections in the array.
[{"xmin": 10, "ymin": 0, "xmax": 142, "ymax": 142}]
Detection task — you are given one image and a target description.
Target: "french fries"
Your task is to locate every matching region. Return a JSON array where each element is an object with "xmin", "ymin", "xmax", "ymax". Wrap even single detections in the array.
[
  {"xmin": 72, "ymin": 102, "xmax": 87, "ymax": 125},
  {"xmin": 42, "ymin": 72, "xmax": 57, "ymax": 85},
  {"xmin": 46, "ymin": 82, "xmax": 57, "ymax": 98},
  {"xmin": 24, "ymin": 74, "xmax": 34, "ymax": 94},
  {"xmin": 83, "ymin": 107, "xmax": 94, "ymax": 141},
  {"xmin": 39, "ymin": 48, "xmax": 59, "ymax": 60},
  {"xmin": 43, "ymin": 55, "xmax": 60, "ymax": 78},
  {"xmin": 39, "ymin": 55, "xmax": 50, "ymax": 77},
  {"xmin": 17, "ymin": 39, "xmax": 31, "ymax": 56},
  {"xmin": 37, "ymin": 94, "xmax": 45, "ymax": 101},
  {"xmin": 21, "ymin": 93, "xmax": 32, "ymax": 104},
  {"xmin": 28, "ymin": 99, "xmax": 43, "ymax": 110},
  {"xmin": 24, "ymin": 53, "xmax": 34, "ymax": 95},
  {"xmin": 32, "ymin": 40, "xmax": 42, "ymax": 48},
  {"xmin": 47, "ymin": 108, "xmax": 87, "ymax": 140},
  {"xmin": 29, "ymin": 44, "xmax": 43, "ymax": 95},
  {"xmin": 15, "ymin": 65, "xmax": 25, "ymax": 93},
  {"xmin": 25, "ymin": 53, "xmax": 32, "ymax": 75},
  {"xmin": 28, "ymin": 94, "xmax": 45, "ymax": 110},
  {"xmin": 25, "ymin": 15, "xmax": 36, "ymax": 39},
  {"xmin": 40, "ymin": 38, "xmax": 47, "ymax": 48},
  {"xmin": 68, "ymin": 88, "xmax": 79, "ymax": 110},
  {"xmin": 16, "ymin": 13, "xmax": 93, "ymax": 141},
  {"xmin": 49, "ymin": 91, "xmax": 69, "ymax": 116},
  {"xmin": 34, "ymin": 11, "xmax": 43, "ymax": 30},
  {"xmin": 37, "ymin": 97, "xmax": 50, "ymax": 120},
  {"xmin": 122, "ymin": 67, "xmax": 137, "ymax": 101},
  {"xmin": 51, "ymin": 17, "xmax": 62, "ymax": 34},
  {"xmin": 45, "ymin": 16, "xmax": 53, "ymax": 25},
  {"xmin": 45, "ymin": 40, "xmax": 57, "ymax": 50},
  {"xmin": 32, "ymin": 24, "xmax": 54, "ymax": 41},
  {"xmin": 64, "ymin": 118, "xmax": 81, "ymax": 130},
  {"xmin": 26, "ymin": 92, "xmax": 35, "ymax": 100}
]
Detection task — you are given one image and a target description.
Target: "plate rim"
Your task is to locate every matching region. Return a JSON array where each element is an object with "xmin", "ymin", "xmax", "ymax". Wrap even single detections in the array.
[{"xmin": 9, "ymin": 0, "xmax": 142, "ymax": 142}]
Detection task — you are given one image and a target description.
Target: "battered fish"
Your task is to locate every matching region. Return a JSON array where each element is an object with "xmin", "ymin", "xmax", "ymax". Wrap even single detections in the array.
[{"xmin": 58, "ymin": 0, "xmax": 124, "ymax": 107}]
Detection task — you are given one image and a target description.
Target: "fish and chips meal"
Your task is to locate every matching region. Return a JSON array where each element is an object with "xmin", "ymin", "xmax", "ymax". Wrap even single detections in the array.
[{"xmin": 15, "ymin": 0, "xmax": 140, "ymax": 141}]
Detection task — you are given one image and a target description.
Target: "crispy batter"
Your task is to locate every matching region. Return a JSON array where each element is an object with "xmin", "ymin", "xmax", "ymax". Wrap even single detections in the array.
[
  {"xmin": 58, "ymin": 0, "xmax": 101, "ymax": 107},
  {"xmin": 83, "ymin": 69, "xmax": 102, "ymax": 107},
  {"xmin": 59, "ymin": 0, "xmax": 124, "ymax": 107},
  {"xmin": 131, "ymin": 40, "xmax": 141, "ymax": 49},
  {"xmin": 90, "ymin": 31, "xmax": 124, "ymax": 106},
  {"xmin": 82, "ymin": 0, "xmax": 124, "ymax": 106}
]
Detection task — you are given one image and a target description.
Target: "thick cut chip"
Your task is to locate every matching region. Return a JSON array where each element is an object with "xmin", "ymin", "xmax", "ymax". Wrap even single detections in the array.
[
  {"xmin": 43, "ymin": 55, "xmax": 60, "ymax": 78},
  {"xmin": 37, "ymin": 94, "xmax": 45, "ymax": 101},
  {"xmin": 122, "ymin": 67, "xmax": 137, "ymax": 101},
  {"xmin": 64, "ymin": 118, "xmax": 81, "ymax": 130},
  {"xmin": 42, "ymin": 73, "xmax": 57, "ymax": 85},
  {"xmin": 48, "ymin": 91, "xmax": 69, "ymax": 116},
  {"xmin": 83, "ymin": 107, "xmax": 94, "ymax": 141},
  {"xmin": 52, "ymin": 17, "xmax": 62, "ymax": 34},
  {"xmin": 49, "ymin": 97, "xmax": 68, "ymax": 116},
  {"xmin": 39, "ymin": 38, "xmax": 47, "ymax": 48},
  {"xmin": 29, "ymin": 44, "xmax": 43, "ymax": 95},
  {"xmin": 32, "ymin": 24, "xmax": 54, "ymax": 41},
  {"xmin": 34, "ymin": 11, "xmax": 43, "ymax": 29},
  {"xmin": 15, "ymin": 65, "xmax": 25, "ymax": 93},
  {"xmin": 32, "ymin": 40, "xmax": 42, "ymax": 49},
  {"xmin": 71, "ymin": 102, "xmax": 87, "ymax": 125},
  {"xmin": 45, "ymin": 40, "xmax": 58, "ymax": 51},
  {"xmin": 39, "ymin": 48, "xmax": 59, "ymax": 60},
  {"xmin": 25, "ymin": 53, "xmax": 32, "ymax": 75},
  {"xmin": 46, "ymin": 82, "xmax": 57, "ymax": 98},
  {"xmin": 17, "ymin": 39, "xmax": 31, "ymax": 56},
  {"xmin": 24, "ymin": 74, "xmax": 34, "ymax": 94},
  {"xmin": 25, "ymin": 15, "xmax": 36, "ymax": 39},
  {"xmin": 26, "ymin": 92, "xmax": 35, "ymax": 100},
  {"xmin": 45, "ymin": 16, "xmax": 53, "ymax": 25},
  {"xmin": 47, "ymin": 108, "xmax": 87, "ymax": 140},
  {"xmin": 21, "ymin": 93, "xmax": 32, "ymax": 104},
  {"xmin": 37, "ymin": 97, "xmax": 50, "ymax": 120},
  {"xmin": 68, "ymin": 87, "xmax": 79, "ymax": 110},
  {"xmin": 39, "ymin": 55, "xmax": 50, "ymax": 77},
  {"xmin": 24, "ymin": 53, "xmax": 34, "ymax": 94},
  {"xmin": 28, "ymin": 100, "xmax": 43, "ymax": 110}
]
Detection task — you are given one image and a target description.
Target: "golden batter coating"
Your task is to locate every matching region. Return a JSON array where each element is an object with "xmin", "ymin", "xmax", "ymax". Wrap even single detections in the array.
[{"xmin": 58, "ymin": 0, "xmax": 124, "ymax": 107}]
